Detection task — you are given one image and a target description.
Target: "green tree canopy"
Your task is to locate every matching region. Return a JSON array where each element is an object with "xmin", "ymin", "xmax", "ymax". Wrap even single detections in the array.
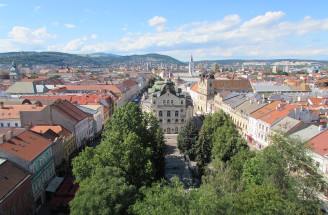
[
  {"xmin": 131, "ymin": 178, "xmax": 190, "ymax": 215},
  {"xmin": 177, "ymin": 118, "xmax": 199, "ymax": 160},
  {"xmin": 70, "ymin": 167, "xmax": 137, "ymax": 215},
  {"xmin": 72, "ymin": 102, "xmax": 166, "ymax": 187}
]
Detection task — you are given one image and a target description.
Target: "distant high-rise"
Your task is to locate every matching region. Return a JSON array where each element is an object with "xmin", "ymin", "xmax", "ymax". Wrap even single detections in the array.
[
  {"xmin": 189, "ymin": 54, "xmax": 194, "ymax": 76},
  {"xmin": 272, "ymin": 65, "xmax": 278, "ymax": 73}
]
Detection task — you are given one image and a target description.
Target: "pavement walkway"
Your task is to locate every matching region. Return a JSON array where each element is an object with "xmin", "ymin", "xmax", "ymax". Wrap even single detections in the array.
[{"xmin": 164, "ymin": 134, "xmax": 192, "ymax": 187}]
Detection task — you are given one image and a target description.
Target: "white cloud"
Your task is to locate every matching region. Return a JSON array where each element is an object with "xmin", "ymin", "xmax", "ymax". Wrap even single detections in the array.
[
  {"xmin": 52, "ymin": 22, "xmax": 59, "ymax": 26},
  {"xmin": 64, "ymin": 24, "xmax": 75, "ymax": 29},
  {"xmin": 242, "ymin": 11, "xmax": 285, "ymax": 29},
  {"xmin": 0, "ymin": 4, "xmax": 7, "ymax": 7},
  {"xmin": 18, "ymin": 11, "xmax": 326, "ymax": 60},
  {"xmin": 122, "ymin": 27, "xmax": 127, "ymax": 31},
  {"xmin": 34, "ymin": 6, "xmax": 41, "ymax": 12},
  {"xmin": 8, "ymin": 26, "xmax": 56, "ymax": 44},
  {"xmin": 91, "ymin": 34, "xmax": 98, "ymax": 39},
  {"xmin": 0, "ymin": 26, "xmax": 56, "ymax": 52},
  {"xmin": 148, "ymin": 16, "xmax": 167, "ymax": 32}
]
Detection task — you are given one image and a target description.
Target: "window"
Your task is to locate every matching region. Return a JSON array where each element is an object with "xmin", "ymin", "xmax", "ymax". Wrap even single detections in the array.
[
  {"xmin": 171, "ymin": 100, "xmax": 173, "ymax": 104},
  {"xmin": 175, "ymin": 119, "xmax": 178, "ymax": 123},
  {"xmin": 167, "ymin": 100, "xmax": 169, "ymax": 104},
  {"xmin": 167, "ymin": 111, "xmax": 170, "ymax": 117},
  {"xmin": 175, "ymin": 111, "xmax": 178, "ymax": 116},
  {"xmin": 15, "ymin": 123, "xmax": 18, "ymax": 127},
  {"xmin": 167, "ymin": 119, "xmax": 170, "ymax": 123},
  {"xmin": 163, "ymin": 100, "xmax": 166, "ymax": 104},
  {"xmin": 181, "ymin": 100, "xmax": 183, "ymax": 104},
  {"xmin": 175, "ymin": 127, "xmax": 178, "ymax": 133},
  {"xmin": 0, "ymin": 123, "xmax": 3, "ymax": 127},
  {"xmin": 181, "ymin": 119, "xmax": 184, "ymax": 122},
  {"xmin": 7, "ymin": 123, "xmax": 10, "ymax": 127},
  {"xmin": 159, "ymin": 111, "xmax": 162, "ymax": 117},
  {"xmin": 159, "ymin": 119, "xmax": 162, "ymax": 123},
  {"xmin": 11, "ymin": 206, "xmax": 16, "ymax": 215}
]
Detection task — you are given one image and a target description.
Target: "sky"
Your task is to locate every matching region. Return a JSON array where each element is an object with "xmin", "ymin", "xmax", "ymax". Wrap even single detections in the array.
[{"xmin": 0, "ymin": 0, "xmax": 327, "ymax": 61}]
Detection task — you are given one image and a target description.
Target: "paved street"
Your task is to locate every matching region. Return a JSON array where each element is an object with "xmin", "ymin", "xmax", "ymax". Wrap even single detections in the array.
[{"xmin": 164, "ymin": 134, "xmax": 192, "ymax": 187}]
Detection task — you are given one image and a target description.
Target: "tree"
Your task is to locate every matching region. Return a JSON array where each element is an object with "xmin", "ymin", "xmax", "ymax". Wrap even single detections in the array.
[
  {"xmin": 189, "ymin": 184, "xmax": 228, "ymax": 214},
  {"xmin": 71, "ymin": 147, "xmax": 97, "ymax": 183},
  {"xmin": 195, "ymin": 128, "xmax": 212, "ymax": 177},
  {"xmin": 70, "ymin": 167, "xmax": 137, "ymax": 215},
  {"xmin": 49, "ymin": 74, "xmax": 61, "ymax": 79},
  {"xmin": 212, "ymin": 125, "xmax": 247, "ymax": 162},
  {"xmin": 240, "ymin": 133, "xmax": 323, "ymax": 213},
  {"xmin": 152, "ymin": 129, "xmax": 166, "ymax": 180},
  {"xmin": 96, "ymin": 131, "xmax": 155, "ymax": 188},
  {"xmin": 131, "ymin": 178, "xmax": 190, "ymax": 215},
  {"xmin": 177, "ymin": 118, "xmax": 199, "ymax": 160},
  {"xmin": 232, "ymin": 184, "xmax": 286, "ymax": 215},
  {"xmin": 30, "ymin": 73, "xmax": 38, "ymax": 79},
  {"xmin": 72, "ymin": 102, "xmax": 165, "ymax": 187}
]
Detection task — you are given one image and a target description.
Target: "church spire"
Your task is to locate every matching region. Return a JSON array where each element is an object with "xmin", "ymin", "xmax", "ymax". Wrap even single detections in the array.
[{"xmin": 189, "ymin": 54, "xmax": 194, "ymax": 76}]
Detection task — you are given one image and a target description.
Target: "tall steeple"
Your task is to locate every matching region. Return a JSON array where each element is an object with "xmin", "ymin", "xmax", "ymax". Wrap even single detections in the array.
[{"xmin": 189, "ymin": 54, "xmax": 194, "ymax": 76}]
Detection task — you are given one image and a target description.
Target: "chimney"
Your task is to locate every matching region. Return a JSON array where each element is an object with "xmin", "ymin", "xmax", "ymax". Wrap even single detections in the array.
[
  {"xmin": 0, "ymin": 102, "xmax": 3, "ymax": 109},
  {"xmin": 9, "ymin": 130, "xmax": 13, "ymax": 138},
  {"xmin": 1, "ymin": 135, "xmax": 6, "ymax": 144}
]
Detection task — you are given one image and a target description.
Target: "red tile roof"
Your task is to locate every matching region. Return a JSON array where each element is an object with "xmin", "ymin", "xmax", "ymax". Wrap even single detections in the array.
[
  {"xmin": 214, "ymin": 79, "xmax": 252, "ymax": 90},
  {"xmin": 0, "ymin": 130, "xmax": 53, "ymax": 161},
  {"xmin": 308, "ymin": 129, "xmax": 328, "ymax": 156},
  {"xmin": 250, "ymin": 101, "xmax": 282, "ymax": 119},
  {"xmin": 20, "ymin": 95, "xmax": 72, "ymax": 103},
  {"xmin": 190, "ymin": 83, "xmax": 198, "ymax": 92},
  {"xmin": 65, "ymin": 85, "xmax": 122, "ymax": 94},
  {"xmin": 259, "ymin": 104, "xmax": 299, "ymax": 124},
  {"xmin": 123, "ymin": 79, "xmax": 137, "ymax": 87},
  {"xmin": 0, "ymin": 159, "xmax": 30, "ymax": 200},
  {"xmin": 0, "ymin": 104, "xmax": 47, "ymax": 119},
  {"xmin": 51, "ymin": 100, "xmax": 88, "ymax": 123}
]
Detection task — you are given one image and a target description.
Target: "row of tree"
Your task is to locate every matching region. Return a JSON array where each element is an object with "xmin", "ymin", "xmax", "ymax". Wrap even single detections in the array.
[
  {"xmin": 178, "ymin": 111, "xmax": 248, "ymax": 177},
  {"xmin": 160, "ymin": 111, "xmax": 324, "ymax": 214},
  {"xmin": 70, "ymin": 107, "xmax": 324, "ymax": 214},
  {"xmin": 69, "ymin": 102, "xmax": 166, "ymax": 214}
]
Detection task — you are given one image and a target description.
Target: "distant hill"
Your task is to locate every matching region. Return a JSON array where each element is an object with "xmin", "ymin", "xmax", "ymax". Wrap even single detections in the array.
[
  {"xmin": 0, "ymin": 52, "xmax": 101, "ymax": 67},
  {"xmin": 195, "ymin": 59, "xmax": 328, "ymax": 65},
  {"xmin": 0, "ymin": 52, "xmax": 326, "ymax": 67},
  {"xmin": 110, "ymin": 53, "xmax": 185, "ymax": 66},
  {"xmin": 0, "ymin": 52, "xmax": 185, "ymax": 67}
]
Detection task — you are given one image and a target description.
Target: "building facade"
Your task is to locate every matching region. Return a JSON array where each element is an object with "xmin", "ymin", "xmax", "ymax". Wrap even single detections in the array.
[{"xmin": 142, "ymin": 79, "xmax": 193, "ymax": 134}]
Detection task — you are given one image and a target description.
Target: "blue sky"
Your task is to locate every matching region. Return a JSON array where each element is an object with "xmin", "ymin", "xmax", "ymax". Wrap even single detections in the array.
[{"xmin": 0, "ymin": 0, "xmax": 327, "ymax": 61}]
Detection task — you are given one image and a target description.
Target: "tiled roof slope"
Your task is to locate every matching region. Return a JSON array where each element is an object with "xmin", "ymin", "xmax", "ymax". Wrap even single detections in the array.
[
  {"xmin": 123, "ymin": 79, "xmax": 137, "ymax": 87},
  {"xmin": 190, "ymin": 83, "xmax": 198, "ymax": 92},
  {"xmin": 51, "ymin": 100, "xmax": 88, "ymax": 123},
  {"xmin": 308, "ymin": 129, "xmax": 328, "ymax": 156},
  {"xmin": 214, "ymin": 80, "xmax": 252, "ymax": 90},
  {"xmin": 0, "ymin": 130, "xmax": 52, "ymax": 161},
  {"xmin": 250, "ymin": 101, "xmax": 282, "ymax": 119},
  {"xmin": 0, "ymin": 159, "xmax": 29, "ymax": 200},
  {"xmin": 0, "ymin": 105, "xmax": 47, "ymax": 119}
]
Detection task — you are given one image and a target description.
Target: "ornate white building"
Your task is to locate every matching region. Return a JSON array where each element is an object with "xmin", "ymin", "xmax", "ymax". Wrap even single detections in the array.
[{"xmin": 141, "ymin": 79, "xmax": 193, "ymax": 134}]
